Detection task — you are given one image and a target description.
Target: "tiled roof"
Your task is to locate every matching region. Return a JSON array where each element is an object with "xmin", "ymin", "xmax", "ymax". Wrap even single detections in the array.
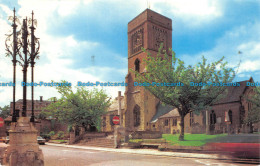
[
  {"xmin": 151, "ymin": 78, "xmax": 252, "ymax": 122},
  {"xmin": 159, "ymin": 108, "xmax": 179, "ymax": 118},
  {"xmin": 150, "ymin": 103, "xmax": 174, "ymax": 123},
  {"xmin": 214, "ymin": 79, "xmax": 251, "ymax": 104},
  {"xmin": 13, "ymin": 99, "xmax": 52, "ymax": 104}
]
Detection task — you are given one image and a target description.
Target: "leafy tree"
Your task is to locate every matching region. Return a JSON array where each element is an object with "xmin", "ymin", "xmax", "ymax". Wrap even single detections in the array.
[
  {"xmin": 0, "ymin": 105, "xmax": 10, "ymax": 119},
  {"xmin": 133, "ymin": 45, "xmax": 236, "ymax": 140},
  {"xmin": 244, "ymin": 87, "xmax": 260, "ymax": 124},
  {"xmin": 41, "ymin": 81, "xmax": 111, "ymax": 131}
]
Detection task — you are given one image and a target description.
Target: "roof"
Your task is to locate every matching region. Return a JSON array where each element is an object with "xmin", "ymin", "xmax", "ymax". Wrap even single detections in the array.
[
  {"xmin": 150, "ymin": 78, "xmax": 252, "ymax": 122},
  {"xmin": 107, "ymin": 96, "xmax": 125, "ymax": 112},
  {"xmin": 12, "ymin": 99, "xmax": 52, "ymax": 104},
  {"xmin": 214, "ymin": 78, "xmax": 252, "ymax": 105},
  {"xmin": 4, "ymin": 116, "xmax": 40, "ymax": 123},
  {"xmin": 159, "ymin": 108, "xmax": 179, "ymax": 118},
  {"xmin": 150, "ymin": 103, "xmax": 174, "ymax": 123}
]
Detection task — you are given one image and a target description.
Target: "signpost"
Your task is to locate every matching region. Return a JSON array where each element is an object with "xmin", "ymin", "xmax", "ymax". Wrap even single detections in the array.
[
  {"xmin": 112, "ymin": 116, "xmax": 120, "ymax": 125},
  {"xmin": 0, "ymin": 117, "xmax": 4, "ymax": 127}
]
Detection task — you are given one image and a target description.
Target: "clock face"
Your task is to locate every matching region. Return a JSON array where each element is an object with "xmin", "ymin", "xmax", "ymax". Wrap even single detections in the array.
[{"xmin": 132, "ymin": 28, "xmax": 144, "ymax": 54}]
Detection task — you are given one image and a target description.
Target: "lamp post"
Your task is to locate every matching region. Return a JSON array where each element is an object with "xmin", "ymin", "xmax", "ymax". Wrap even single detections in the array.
[
  {"xmin": 29, "ymin": 11, "xmax": 40, "ymax": 122},
  {"xmin": 4, "ymin": 9, "xmax": 43, "ymax": 166},
  {"xmin": 5, "ymin": 9, "xmax": 40, "ymax": 122},
  {"xmin": 5, "ymin": 8, "xmax": 19, "ymax": 122}
]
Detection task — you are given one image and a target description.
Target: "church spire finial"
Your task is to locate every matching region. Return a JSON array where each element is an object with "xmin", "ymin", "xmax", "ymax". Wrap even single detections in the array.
[{"xmin": 147, "ymin": 0, "xmax": 151, "ymax": 9}]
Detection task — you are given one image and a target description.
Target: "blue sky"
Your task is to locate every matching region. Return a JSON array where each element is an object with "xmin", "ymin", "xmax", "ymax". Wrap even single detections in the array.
[{"xmin": 0, "ymin": 0, "xmax": 260, "ymax": 107}]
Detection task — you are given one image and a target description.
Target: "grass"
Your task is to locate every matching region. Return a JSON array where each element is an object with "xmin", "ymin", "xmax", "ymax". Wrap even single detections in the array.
[
  {"xmin": 129, "ymin": 134, "xmax": 227, "ymax": 146},
  {"xmin": 129, "ymin": 138, "xmax": 166, "ymax": 143},
  {"xmin": 162, "ymin": 133, "xmax": 227, "ymax": 146},
  {"xmin": 51, "ymin": 140, "xmax": 67, "ymax": 143}
]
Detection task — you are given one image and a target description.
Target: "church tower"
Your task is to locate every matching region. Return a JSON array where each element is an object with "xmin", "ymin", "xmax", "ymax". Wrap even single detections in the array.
[{"xmin": 124, "ymin": 9, "xmax": 172, "ymax": 131}]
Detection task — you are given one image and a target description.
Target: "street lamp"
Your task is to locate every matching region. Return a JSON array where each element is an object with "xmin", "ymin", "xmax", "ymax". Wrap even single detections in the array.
[{"xmin": 5, "ymin": 8, "xmax": 40, "ymax": 122}]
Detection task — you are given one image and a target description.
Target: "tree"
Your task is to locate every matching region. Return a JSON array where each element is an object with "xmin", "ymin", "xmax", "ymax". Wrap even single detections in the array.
[
  {"xmin": 41, "ymin": 81, "xmax": 111, "ymax": 131},
  {"xmin": 0, "ymin": 105, "xmax": 10, "ymax": 119},
  {"xmin": 133, "ymin": 45, "xmax": 236, "ymax": 140},
  {"xmin": 244, "ymin": 87, "xmax": 260, "ymax": 124}
]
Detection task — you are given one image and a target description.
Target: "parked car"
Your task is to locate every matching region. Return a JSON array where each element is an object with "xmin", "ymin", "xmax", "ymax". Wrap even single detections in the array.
[
  {"xmin": 0, "ymin": 137, "xmax": 6, "ymax": 142},
  {"xmin": 4, "ymin": 136, "xmax": 9, "ymax": 144},
  {"xmin": 37, "ymin": 136, "xmax": 45, "ymax": 145},
  {"xmin": 4, "ymin": 136, "xmax": 46, "ymax": 145}
]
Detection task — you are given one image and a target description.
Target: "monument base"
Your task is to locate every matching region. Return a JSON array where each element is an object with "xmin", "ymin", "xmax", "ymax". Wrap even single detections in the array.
[{"xmin": 3, "ymin": 117, "xmax": 44, "ymax": 166}]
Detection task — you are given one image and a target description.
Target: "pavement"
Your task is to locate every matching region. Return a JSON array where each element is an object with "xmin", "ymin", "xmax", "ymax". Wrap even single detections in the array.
[{"xmin": 45, "ymin": 143, "xmax": 221, "ymax": 160}]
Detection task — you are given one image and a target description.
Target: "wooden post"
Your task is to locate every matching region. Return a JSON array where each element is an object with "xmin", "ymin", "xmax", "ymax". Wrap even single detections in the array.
[{"xmin": 118, "ymin": 91, "xmax": 122, "ymax": 126}]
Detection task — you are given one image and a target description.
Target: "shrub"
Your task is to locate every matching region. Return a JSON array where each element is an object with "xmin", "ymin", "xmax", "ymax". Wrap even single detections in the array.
[
  {"xmin": 57, "ymin": 131, "xmax": 64, "ymax": 139},
  {"xmin": 49, "ymin": 131, "xmax": 55, "ymax": 137}
]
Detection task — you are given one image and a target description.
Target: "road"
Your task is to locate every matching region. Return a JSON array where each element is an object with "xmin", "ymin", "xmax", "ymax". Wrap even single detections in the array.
[{"xmin": 41, "ymin": 145, "xmax": 256, "ymax": 166}]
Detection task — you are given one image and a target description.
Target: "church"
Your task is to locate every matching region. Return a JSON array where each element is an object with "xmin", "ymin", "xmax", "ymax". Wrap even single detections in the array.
[{"xmin": 101, "ymin": 9, "xmax": 259, "ymax": 135}]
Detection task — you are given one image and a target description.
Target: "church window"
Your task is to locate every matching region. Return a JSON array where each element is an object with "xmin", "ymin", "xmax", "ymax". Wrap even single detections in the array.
[
  {"xmin": 172, "ymin": 118, "xmax": 177, "ymax": 126},
  {"xmin": 133, "ymin": 105, "xmax": 140, "ymax": 127},
  {"xmin": 134, "ymin": 59, "xmax": 140, "ymax": 73},
  {"xmin": 228, "ymin": 110, "xmax": 232, "ymax": 124},
  {"xmin": 210, "ymin": 110, "xmax": 216, "ymax": 125},
  {"xmin": 102, "ymin": 117, "xmax": 106, "ymax": 127},
  {"xmin": 248, "ymin": 102, "xmax": 252, "ymax": 111},
  {"xmin": 190, "ymin": 112, "xmax": 194, "ymax": 126},
  {"xmin": 164, "ymin": 119, "xmax": 169, "ymax": 126}
]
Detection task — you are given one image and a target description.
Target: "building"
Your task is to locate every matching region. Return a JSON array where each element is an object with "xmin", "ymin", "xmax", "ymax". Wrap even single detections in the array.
[
  {"xmin": 101, "ymin": 96, "xmax": 125, "ymax": 132},
  {"xmin": 6, "ymin": 96, "xmax": 67, "ymax": 135},
  {"xmin": 101, "ymin": 9, "xmax": 259, "ymax": 135},
  {"xmin": 183, "ymin": 78, "xmax": 257, "ymax": 134},
  {"xmin": 9, "ymin": 96, "xmax": 51, "ymax": 118},
  {"xmin": 124, "ymin": 9, "xmax": 172, "ymax": 132}
]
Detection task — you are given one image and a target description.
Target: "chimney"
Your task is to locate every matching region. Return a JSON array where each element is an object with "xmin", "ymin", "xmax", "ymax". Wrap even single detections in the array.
[{"xmin": 40, "ymin": 96, "xmax": 43, "ymax": 102}]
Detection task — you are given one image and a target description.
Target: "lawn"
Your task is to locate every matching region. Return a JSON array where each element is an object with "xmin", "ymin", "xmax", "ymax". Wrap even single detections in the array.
[
  {"xmin": 162, "ymin": 133, "xmax": 227, "ymax": 146},
  {"xmin": 129, "ymin": 138, "xmax": 166, "ymax": 144}
]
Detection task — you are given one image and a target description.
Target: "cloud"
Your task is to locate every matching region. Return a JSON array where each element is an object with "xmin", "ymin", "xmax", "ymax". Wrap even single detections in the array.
[
  {"xmin": 151, "ymin": 0, "xmax": 223, "ymax": 27},
  {"xmin": 179, "ymin": 21, "xmax": 260, "ymax": 81},
  {"xmin": 0, "ymin": 1, "xmax": 130, "ymax": 107}
]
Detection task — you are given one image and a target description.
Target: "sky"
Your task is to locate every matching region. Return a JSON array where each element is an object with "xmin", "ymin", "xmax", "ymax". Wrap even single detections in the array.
[{"xmin": 0, "ymin": 0, "xmax": 259, "ymax": 107}]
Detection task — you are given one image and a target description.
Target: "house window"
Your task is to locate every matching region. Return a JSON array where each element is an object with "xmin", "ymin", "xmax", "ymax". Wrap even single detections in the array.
[
  {"xmin": 133, "ymin": 105, "xmax": 140, "ymax": 127},
  {"xmin": 134, "ymin": 59, "xmax": 140, "ymax": 73},
  {"xmin": 190, "ymin": 112, "xmax": 194, "ymax": 126},
  {"xmin": 228, "ymin": 110, "xmax": 232, "ymax": 124},
  {"xmin": 164, "ymin": 119, "xmax": 169, "ymax": 126}
]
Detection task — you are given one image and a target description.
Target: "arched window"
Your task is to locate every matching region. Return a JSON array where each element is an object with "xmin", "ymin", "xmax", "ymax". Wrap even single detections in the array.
[
  {"xmin": 228, "ymin": 110, "xmax": 232, "ymax": 124},
  {"xmin": 133, "ymin": 105, "xmax": 140, "ymax": 127},
  {"xmin": 134, "ymin": 59, "xmax": 140, "ymax": 73}
]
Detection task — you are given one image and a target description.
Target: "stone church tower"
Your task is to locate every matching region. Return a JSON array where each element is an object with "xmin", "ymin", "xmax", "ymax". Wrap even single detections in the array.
[{"xmin": 124, "ymin": 9, "xmax": 172, "ymax": 131}]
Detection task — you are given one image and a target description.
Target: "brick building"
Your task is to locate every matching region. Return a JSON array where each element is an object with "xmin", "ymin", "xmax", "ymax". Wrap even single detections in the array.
[
  {"xmin": 124, "ymin": 9, "xmax": 172, "ymax": 132},
  {"xmin": 101, "ymin": 96, "xmax": 125, "ymax": 132},
  {"xmin": 101, "ymin": 9, "xmax": 258, "ymax": 135},
  {"xmin": 9, "ymin": 96, "xmax": 51, "ymax": 117},
  {"xmin": 5, "ymin": 96, "xmax": 67, "ymax": 135}
]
